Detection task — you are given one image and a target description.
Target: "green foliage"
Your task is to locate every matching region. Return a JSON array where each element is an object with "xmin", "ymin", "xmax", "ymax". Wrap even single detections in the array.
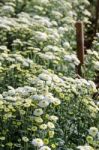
[{"xmin": 0, "ymin": 0, "xmax": 98, "ymax": 150}]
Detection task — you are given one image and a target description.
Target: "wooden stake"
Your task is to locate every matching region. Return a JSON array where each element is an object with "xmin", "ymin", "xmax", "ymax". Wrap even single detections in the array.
[
  {"xmin": 94, "ymin": 0, "xmax": 99, "ymax": 36},
  {"xmin": 94, "ymin": 0, "xmax": 99, "ymax": 88},
  {"xmin": 75, "ymin": 21, "xmax": 84, "ymax": 76}
]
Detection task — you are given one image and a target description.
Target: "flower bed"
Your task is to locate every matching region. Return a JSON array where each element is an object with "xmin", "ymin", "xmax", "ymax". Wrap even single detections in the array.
[{"xmin": 0, "ymin": 0, "xmax": 99, "ymax": 150}]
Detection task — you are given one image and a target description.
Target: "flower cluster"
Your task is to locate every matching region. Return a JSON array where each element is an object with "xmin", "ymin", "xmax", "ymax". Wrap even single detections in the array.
[
  {"xmin": 77, "ymin": 127, "xmax": 99, "ymax": 150},
  {"xmin": 85, "ymin": 49, "xmax": 99, "ymax": 80},
  {"xmin": 0, "ymin": 84, "xmax": 60, "ymax": 149}
]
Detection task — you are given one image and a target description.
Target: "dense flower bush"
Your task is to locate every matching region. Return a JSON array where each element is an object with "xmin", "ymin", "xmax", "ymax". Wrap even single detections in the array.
[
  {"xmin": 0, "ymin": 85, "xmax": 60, "ymax": 149},
  {"xmin": 0, "ymin": 70, "xmax": 98, "ymax": 149},
  {"xmin": 0, "ymin": 0, "xmax": 99, "ymax": 150}
]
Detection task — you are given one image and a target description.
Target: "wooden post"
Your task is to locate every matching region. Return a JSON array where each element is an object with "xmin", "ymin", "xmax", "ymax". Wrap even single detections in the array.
[
  {"xmin": 75, "ymin": 21, "xmax": 84, "ymax": 77},
  {"xmin": 94, "ymin": 0, "xmax": 99, "ymax": 36},
  {"xmin": 94, "ymin": 0, "xmax": 99, "ymax": 88},
  {"xmin": 94, "ymin": 71, "xmax": 99, "ymax": 88}
]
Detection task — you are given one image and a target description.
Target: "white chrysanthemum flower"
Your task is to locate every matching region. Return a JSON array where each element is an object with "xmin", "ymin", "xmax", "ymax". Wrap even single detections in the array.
[
  {"xmin": 36, "ymin": 0, "xmax": 49, "ymax": 5},
  {"xmin": 89, "ymin": 127, "xmax": 98, "ymax": 137},
  {"xmin": 19, "ymin": 17, "xmax": 31, "ymax": 24},
  {"xmin": 94, "ymin": 61, "xmax": 99, "ymax": 70},
  {"xmin": 15, "ymin": 56, "xmax": 23, "ymax": 62},
  {"xmin": 51, "ymin": 20, "xmax": 58, "ymax": 26},
  {"xmin": 93, "ymin": 51, "xmax": 98, "ymax": 57},
  {"xmin": 68, "ymin": 11, "xmax": 74, "ymax": 17},
  {"xmin": 88, "ymin": 81, "xmax": 97, "ymax": 92},
  {"xmin": 0, "ymin": 56, "xmax": 4, "ymax": 61},
  {"xmin": 25, "ymin": 58, "xmax": 33, "ymax": 65},
  {"xmin": 34, "ymin": 79, "xmax": 44, "ymax": 87},
  {"xmin": 0, "ymin": 45, "xmax": 8, "ymax": 51},
  {"xmin": 41, "ymin": 0, "xmax": 49, "ymax": 3},
  {"xmin": 77, "ymin": 145, "xmax": 94, "ymax": 150},
  {"xmin": 32, "ymin": 138, "xmax": 44, "ymax": 147},
  {"xmin": 13, "ymin": 39, "xmax": 22, "ymax": 45},
  {"xmin": 97, "ymin": 101, "xmax": 99, "ymax": 107},
  {"xmin": 71, "ymin": 54, "xmax": 80, "ymax": 65},
  {"xmin": 2, "ymin": 5, "xmax": 15, "ymax": 13},
  {"xmin": 8, "ymin": 89, "xmax": 15, "ymax": 96},
  {"xmin": 84, "ymin": 10, "xmax": 91, "ymax": 17},
  {"xmin": 96, "ymin": 32, "xmax": 99, "ymax": 37},
  {"xmin": 38, "ymin": 100, "xmax": 49, "ymax": 108},
  {"xmin": 22, "ymin": 136, "xmax": 29, "ymax": 142},
  {"xmin": 32, "ymin": 95, "xmax": 44, "ymax": 101},
  {"xmin": 5, "ymin": 96, "xmax": 16, "ymax": 101},
  {"xmin": 51, "ymin": 11, "xmax": 63, "ymax": 19},
  {"xmin": 49, "ymin": 130, "xmax": 54, "ymax": 138},
  {"xmin": 6, "ymin": 57, "xmax": 15, "ymax": 63},
  {"xmin": 34, "ymin": 117, "xmax": 43, "ymax": 123},
  {"xmin": 49, "ymin": 115, "xmax": 58, "ymax": 122},
  {"xmin": 16, "ymin": 86, "xmax": 35, "ymax": 96},
  {"xmin": 33, "ymin": 15, "xmax": 41, "ymax": 20},
  {"xmin": 34, "ymin": 109, "xmax": 43, "ymax": 116},
  {"xmin": 64, "ymin": 55, "xmax": 72, "ymax": 62},
  {"xmin": 23, "ymin": 61, "xmax": 29, "ymax": 67},
  {"xmin": 18, "ymin": 12, "xmax": 30, "ymax": 18},
  {"xmin": 43, "ymin": 45, "xmax": 60, "ymax": 52},
  {"xmin": 35, "ymin": 31, "xmax": 48, "ymax": 41},
  {"xmin": 0, "ymin": 23, "xmax": 11, "ymax": 30},
  {"xmin": 48, "ymin": 34, "xmax": 56, "ymax": 41},
  {"xmin": 39, "ymin": 73, "xmax": 52, "ymax": 81},
  {"xmin": 39, "ymin": 53, "xmax": 56, "ymax": 60},
  {"xmin": 2, "ymin": 91, "xmax": 8, "ymax": 97},
  {"xmin": 64, "ymin": 54, "xmax": 80, "ymax": 66},
  {"xmin": 52, "ymin": 75, "xmax": 61, "ymax": 83},
  {"xmin": 39, "ymin": 146, "xmax": 51, "ymax": 150},
  {"xmin": 87, "ymin": 49, "xmax": 93, "ymax": 55},
  {"xmin": 0, "ymin": 100, "xmax": 3, "ymax": 105},
  {"xmin": 58, "ymin": 27, "xmax": 66, "ymax": 34},
  {"xmin": 44, "ymin": 94, "xmax": 54, "ymax": 103},
  {"xmin": 76, "ymin": 79, "xmax": 88, "ymax": 86},
  {"xmin": 47, "ymin": 122, "xmax": 55, "ymax": 129},
  {"xmin": 52, "ymin": 31, "xmax": 60, "ymax": 39},
  {"xmin": 40, "ymin": 124, "xmax": 47, "ymax": 130},
  {"xmin": 37, "ymin": 17, "xmax": 51, "ymax": 27},
  {"xmin": 2, "ymin": 53, "xmax": 8, "ymax": 58},
  {"xmin": 52, "ymin": 98, "xmax": 61, "ymax": 106},
  {"xmin": 63, "ymin": 42, "xmax": 70, "ymax": 49},
  {"xmin": 0, "ymin": 94, "xmax": 3, "ymax": 99},
  {"xmin": 46, "ymin": 80, "xmax": 52, "ymax": 86}
]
